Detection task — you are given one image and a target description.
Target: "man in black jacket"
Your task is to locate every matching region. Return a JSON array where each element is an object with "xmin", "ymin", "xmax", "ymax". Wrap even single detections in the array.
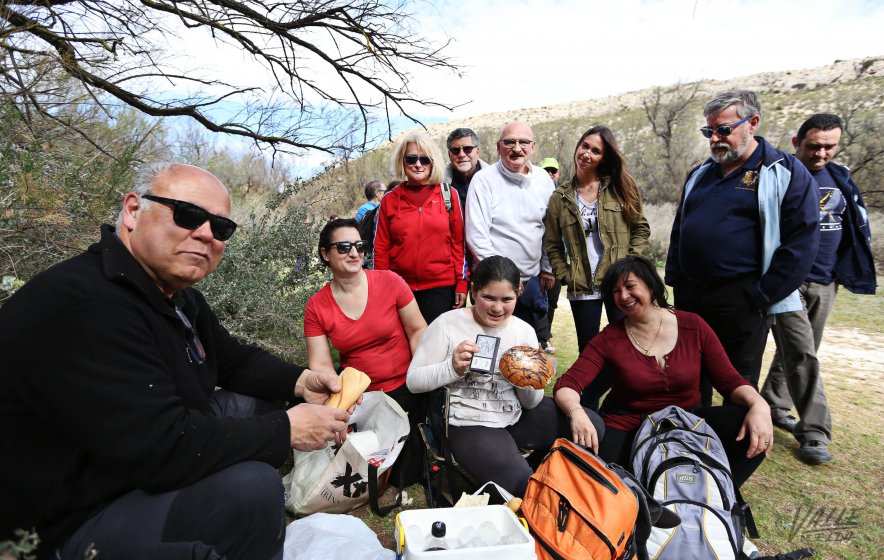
[{"xmin": 0, "ymin": 163, "xmax": 350, "ymax": 560}]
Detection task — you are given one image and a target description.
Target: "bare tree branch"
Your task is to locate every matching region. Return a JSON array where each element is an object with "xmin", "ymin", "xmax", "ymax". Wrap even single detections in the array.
[{"xmin": 1, "ymin": 0, "xmax": 459, "ymax": 154}]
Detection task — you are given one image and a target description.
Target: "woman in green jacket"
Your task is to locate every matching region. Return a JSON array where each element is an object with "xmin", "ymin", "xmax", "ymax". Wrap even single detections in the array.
[{"xmin": 543, "ymin": 125, "xmax": 650, "ymax": 409}]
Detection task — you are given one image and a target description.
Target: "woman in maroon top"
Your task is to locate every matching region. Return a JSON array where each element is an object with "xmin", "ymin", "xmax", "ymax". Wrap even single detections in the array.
[{"xmin": 554, "ymin": 255, "xmax": 773, "ymax": 487}]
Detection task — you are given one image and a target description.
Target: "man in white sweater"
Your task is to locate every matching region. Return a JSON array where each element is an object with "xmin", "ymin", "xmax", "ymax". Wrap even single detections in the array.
[{"xmin": 465, "ymin": 121, "xmax": 556, "ymax": 329}]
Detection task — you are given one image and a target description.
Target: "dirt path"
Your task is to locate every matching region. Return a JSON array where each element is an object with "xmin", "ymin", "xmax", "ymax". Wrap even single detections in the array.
[{"xmin": 812, "ymin": 326, "xmax": 884, "ymax": 386}]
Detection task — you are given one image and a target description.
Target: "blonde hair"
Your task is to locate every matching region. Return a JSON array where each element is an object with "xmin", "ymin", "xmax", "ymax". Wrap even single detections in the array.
[{"xmin": 390, "ymin": 131, "xmax": 445, "ymax": 184}]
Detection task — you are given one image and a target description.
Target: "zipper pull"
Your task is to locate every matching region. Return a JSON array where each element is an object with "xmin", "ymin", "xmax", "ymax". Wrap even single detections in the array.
[{"xmin": 557, "ymin": 499, "xmax": 570, "ymax": 531}]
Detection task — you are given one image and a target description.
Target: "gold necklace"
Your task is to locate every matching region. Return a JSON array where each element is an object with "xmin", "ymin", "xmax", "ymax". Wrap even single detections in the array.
[{"xmin": 627, "ymin": 316, "xmax": 663, "ymax": 355}]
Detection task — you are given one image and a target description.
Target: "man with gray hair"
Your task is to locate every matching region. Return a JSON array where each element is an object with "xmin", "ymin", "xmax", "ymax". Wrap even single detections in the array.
[
  {"xmin": 444, "ymin": 127, "xmax": 489, "ymax": 211},
  {"xmin": 665, "ymin": 90, "xmax": 820, "ymax": 408},
  {"xmin": 356, "ymin": 179, "xmax": 385, "ymax": 222},
  {"xmin": 466, "ymin": 121, "xmax": 556, "ymax": 329},
  {"xmin": 0, "ymin": 163, "xmax": 351, "ymax": 559}
]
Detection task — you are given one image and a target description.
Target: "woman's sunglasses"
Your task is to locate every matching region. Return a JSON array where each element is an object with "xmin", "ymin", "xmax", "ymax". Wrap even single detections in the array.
[
  {"xmin": 142, "ymin": 195, "xmax": 238, "ymax": 241},
  {"xmin": 404, "ymin": 155, "xmax": 433, "ymax": 165},
  {"xmin": 328, "ymin": 241, "xmax": 368, "ymax": 254}
]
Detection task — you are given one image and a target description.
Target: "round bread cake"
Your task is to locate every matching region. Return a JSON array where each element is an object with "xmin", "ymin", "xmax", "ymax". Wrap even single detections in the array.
[{"xmin": 499, "ymin": 345, "xmax": 554, "ymax": 389}]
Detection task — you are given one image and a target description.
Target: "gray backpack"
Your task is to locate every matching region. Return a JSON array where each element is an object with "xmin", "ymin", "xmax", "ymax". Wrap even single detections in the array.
[{"xmin": 630, "ymin": 406, "xmax": 758, "ymax": 560}]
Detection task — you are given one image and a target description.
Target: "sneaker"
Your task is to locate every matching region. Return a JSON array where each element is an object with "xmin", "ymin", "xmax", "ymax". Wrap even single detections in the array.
[
  {"xmin": 798, "ymin": 441, "xmax": 832, "ymax": 465},
  {"xmin": 544, "ymin": 344, "xmax": 556, "ymax": 355},
  {"xmin": 772, "ymin": 413, "xmax": 798, "ymax": 433}
]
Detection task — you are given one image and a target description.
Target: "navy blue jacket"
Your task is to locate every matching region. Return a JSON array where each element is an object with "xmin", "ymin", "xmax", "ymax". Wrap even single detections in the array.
[
  {"xmin": 666, "ymin": 137, "xmax": 820, "ymax": 312},
  {"xmin": 827, "ymin": 162, "xmax": 877, "ymax": 294}
]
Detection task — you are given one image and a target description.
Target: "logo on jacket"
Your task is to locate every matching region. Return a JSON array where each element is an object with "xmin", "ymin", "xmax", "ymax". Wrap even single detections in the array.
[{"xmin": 737, "ymin": 169, "xmax": 759, "ymax": 191}]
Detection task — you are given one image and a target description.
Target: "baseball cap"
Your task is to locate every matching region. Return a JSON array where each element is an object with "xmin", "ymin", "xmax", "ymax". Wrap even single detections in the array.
[{"xmin": 539, "ymin": 157, "xmax": 559, "ymax": 171}]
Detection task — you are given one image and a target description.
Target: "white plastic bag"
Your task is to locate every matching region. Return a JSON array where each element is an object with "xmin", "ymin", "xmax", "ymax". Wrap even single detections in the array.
[
  {"xmin": 283, "ymin": 513, "xmax": 394, "ymax": 560},
  {"xmin": 282, "ymin": 391, "xmax": 409, "ymax": 515}
]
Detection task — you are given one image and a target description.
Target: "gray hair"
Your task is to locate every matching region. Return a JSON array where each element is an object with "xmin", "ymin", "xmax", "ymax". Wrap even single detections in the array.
[
  {"xmin": 703, "ymin": 89, "xmax": 762, "ymax": 119},
  {"xmin": 446, "ymin": 127, "xmax": 480, "ymax": 149},
  {"xmin": 116, "ymin": 162, "xmax": 181, "ymax": 227}
]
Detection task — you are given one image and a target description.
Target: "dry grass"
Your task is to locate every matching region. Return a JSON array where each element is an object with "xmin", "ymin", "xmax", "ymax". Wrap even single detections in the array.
[{"xmin": 345, "ymin": 286, "xmax": 884, "ymax": 557}]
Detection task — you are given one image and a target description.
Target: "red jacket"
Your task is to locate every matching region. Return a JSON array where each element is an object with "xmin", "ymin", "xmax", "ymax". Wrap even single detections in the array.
[{"xmin": 374, "ymin": 182, "xmax": 468, "ymax": 293}]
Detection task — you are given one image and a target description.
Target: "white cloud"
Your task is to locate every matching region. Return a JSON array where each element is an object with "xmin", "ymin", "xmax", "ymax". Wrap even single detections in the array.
[{"xmin": 403, "ymin": 0, "xmax": 884, "ymax": 120}]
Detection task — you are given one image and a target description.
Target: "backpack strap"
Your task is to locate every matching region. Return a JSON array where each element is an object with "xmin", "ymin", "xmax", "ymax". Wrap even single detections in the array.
[
  {"xmin": 735, "ymin": 486, "xmax": 760, "ymax": 539},
  {"xmin": 441, "ymin": 182, "xmax": 452, "ymax": 212}
]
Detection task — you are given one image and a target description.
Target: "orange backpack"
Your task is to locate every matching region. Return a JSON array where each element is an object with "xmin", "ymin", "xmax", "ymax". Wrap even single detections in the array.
[{"xmin": 522, "ymin": 438, "xmax": 639, "ymax": 559}]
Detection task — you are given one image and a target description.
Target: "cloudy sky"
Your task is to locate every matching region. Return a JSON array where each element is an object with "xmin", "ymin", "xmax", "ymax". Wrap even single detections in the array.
[
  {"xmin": 166, "ymin": 0, "xmax": 883, "ymax": 173},
  {"xmin": 404, "ymin": 0, "xmax": 883, "ymax": 121}
]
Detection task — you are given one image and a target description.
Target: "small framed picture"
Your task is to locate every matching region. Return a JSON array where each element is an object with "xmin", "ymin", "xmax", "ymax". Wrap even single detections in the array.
[{"xmin": 469, "ymin": 334, "xmax": 501, "ymax": 374}]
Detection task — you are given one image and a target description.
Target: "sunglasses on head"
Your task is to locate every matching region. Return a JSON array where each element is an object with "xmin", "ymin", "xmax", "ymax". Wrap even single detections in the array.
[
  {"xmin": 328, "ymin": 240, "xmax": 368, "ymax": 254},
  {"xmin": 448, "ymin": 146, "xmax": 476, "ymax": 156},
  {"xmin": 699, "ymin": 116, "xmax": 753, "ymax": 139},
  {"xmin": 142, "ymin": 195, "xmax": 237, "ymax": 241},
  {"xmin": 404, "ymin": 155, "xmax": 433, "ymax": 165}
]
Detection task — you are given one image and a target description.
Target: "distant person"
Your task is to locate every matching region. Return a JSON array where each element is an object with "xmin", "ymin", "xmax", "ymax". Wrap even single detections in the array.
[
  {"xmin": 444, "ymin": 127, "xmax": 489, "ymax": 212},
  {"xmin": 374, "ymin": 131, "xmax": 468, "ymax": 325},
  {"xmin": 665, "ymin": 89, "xmax": 819, "ymax": 406},
  {"xmin": 554, "ymin": 255, "xmax": 772, "ymax": 488},
  {"xmin": 539, "ymin": 157, "xmax": 561, "ymax": 185},
  {"xmin": 355, "ymin": 180, "xmax": 386, "ymax": 222},
  {"xmin": 761, "ymin": 113, "xmax": 877, "ymax": 465},
  {"xmin": 537, "ymin": 156, "xmax": 563, "ymax": 354},
  {"xmin": 465, "ymin": 121, "xmax": 556, "ymax": 335},
  {"xmin": 0, "ymin": 163, "xmax": 349, "ymax": 560},
  {"xmin": 543, "ymin": 126, "xmax": 650, "ymax": 410},
  {"xmin": 305, "ymin": 218, "xmax": 428, "ymax": 482},
  {"xmin": 407, "ymin": 255, "xmax": 604, "ymax": 497}
]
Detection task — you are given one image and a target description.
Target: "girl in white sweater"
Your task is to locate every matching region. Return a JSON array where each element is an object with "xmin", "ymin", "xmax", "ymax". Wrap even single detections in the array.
[{"xmin": 407, "ymin": 256, "xmax": 604, "ymax": 496}]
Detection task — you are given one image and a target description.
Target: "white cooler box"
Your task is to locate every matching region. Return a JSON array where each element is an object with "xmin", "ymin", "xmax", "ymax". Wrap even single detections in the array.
[{"xmin": 394, "ymin": 505, "xmax": 535, "ymax": 559}]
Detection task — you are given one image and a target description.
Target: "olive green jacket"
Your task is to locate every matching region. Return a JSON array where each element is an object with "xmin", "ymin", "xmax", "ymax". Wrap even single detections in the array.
[{"xmin": 543, "ymin": 177, "xmax": 650, "ymax": 296}]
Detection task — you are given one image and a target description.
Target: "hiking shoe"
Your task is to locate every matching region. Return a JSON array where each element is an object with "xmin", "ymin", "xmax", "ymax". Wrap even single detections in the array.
[
  {"xmin": 772, "ymin": 413, "xmax": 798, "ymax": 433},
  {"xmin": 799, "ymin": 441, "xmax": 832, "ymax": 465}
]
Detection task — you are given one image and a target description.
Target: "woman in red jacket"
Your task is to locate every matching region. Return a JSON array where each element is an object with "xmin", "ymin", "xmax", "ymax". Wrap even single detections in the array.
[{"xmin": 374, "ymin": 131, "xmax": 469, "ymax": 325}]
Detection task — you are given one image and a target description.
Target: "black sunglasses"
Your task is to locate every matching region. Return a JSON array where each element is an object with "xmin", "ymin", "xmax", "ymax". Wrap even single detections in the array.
[
  {"xmin": 173, "ymin": 306, "xmax": 206, "ymax": 365},
  {"xmin": 404, "ymin": 155, "xmax": 433, "ymax": 165},
  {"xmin": 328, "ymin": 241, "xmax": 368, "ymax": 254},
  {"xmin": 699, "ymin": 116, "xmax": 753, "ymax": 139},
  {"xmin": 448, "ymin": 146, "xmax": 476, "ymax": 156},
  {"xmin": 142, "ymin": 195, "xmax": 237, "ymax": 241}
]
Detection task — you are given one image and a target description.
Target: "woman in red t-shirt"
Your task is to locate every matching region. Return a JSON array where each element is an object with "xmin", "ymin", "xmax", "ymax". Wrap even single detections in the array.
[
  {"xmin": 553, "ymin": 255, "xmax": 773, "ymax": 488},
  {"xmin": 373, "ymin": 131, "xmax": 468, "ymax": 326},
  {"xmin": 305, "ymin": 218, "xmax": 428, "ymax": 483}
]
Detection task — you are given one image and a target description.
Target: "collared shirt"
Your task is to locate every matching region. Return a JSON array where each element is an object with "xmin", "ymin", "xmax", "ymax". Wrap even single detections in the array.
[{"xmin": 679, "ymin": 145, "xmax": 764, "ymax": 283}]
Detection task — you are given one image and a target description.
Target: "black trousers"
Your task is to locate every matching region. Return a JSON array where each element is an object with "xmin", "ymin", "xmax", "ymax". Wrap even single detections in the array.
[
  {"xmin": 413, "ymin": 284, "xmax": 455, "ymax": 326},
  {"xmin": 674, "ymin": 276, "xmax": 770, "ymax": 406},
  {"xmin": 59, "ymin": 392, "xmax": 285, "ymax": 560},
  {"xmin": 447, "ymin": 397, "xmax": 605, "ymax": 498},
  {"xmin": 598, "ymin": 405, "xmax": 765, "ymax": 489},
  {"xmin": 386, "ymin": 383, "xmax": 427, "ymax": 487}
]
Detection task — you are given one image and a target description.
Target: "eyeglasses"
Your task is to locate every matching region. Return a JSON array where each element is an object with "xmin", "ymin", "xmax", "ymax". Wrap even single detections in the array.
[
  {"xmin": 142, "ymin": 195, "xmax": 237, "ymax": 241},
  {"xmin": 699, "ymin": 116, "xmax": 753, "ymax": 139},
  {"xmin": 328, "ymin": 241, "xmax": 368, "ymax": 254},
  {"xmin": 448, "ymin": 146, "xmax": 477, "ymax": 156},
  {"xmin": 173, "ymin": 306, "xmax": 206, "ymax": 365},
  {"xmin": 404, "ymin": 155, "xmax": 433, "ymax": 165},
  {"xmin": 499, "ymin": 138, "xmax": 534, "ymax": 149}
]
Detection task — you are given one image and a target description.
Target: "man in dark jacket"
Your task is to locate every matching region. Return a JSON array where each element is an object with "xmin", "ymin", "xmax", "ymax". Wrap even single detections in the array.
[
  {"xmin": 761, "ymin": 114, "xmax": 877, "ymax": 464},
  {"xmin": 665, "ymin": 89, "xmax": 820, "ymax": 411},
  {"xmin": 0, "ymin": 163, "xmax": 351, "ymax": 559}
]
